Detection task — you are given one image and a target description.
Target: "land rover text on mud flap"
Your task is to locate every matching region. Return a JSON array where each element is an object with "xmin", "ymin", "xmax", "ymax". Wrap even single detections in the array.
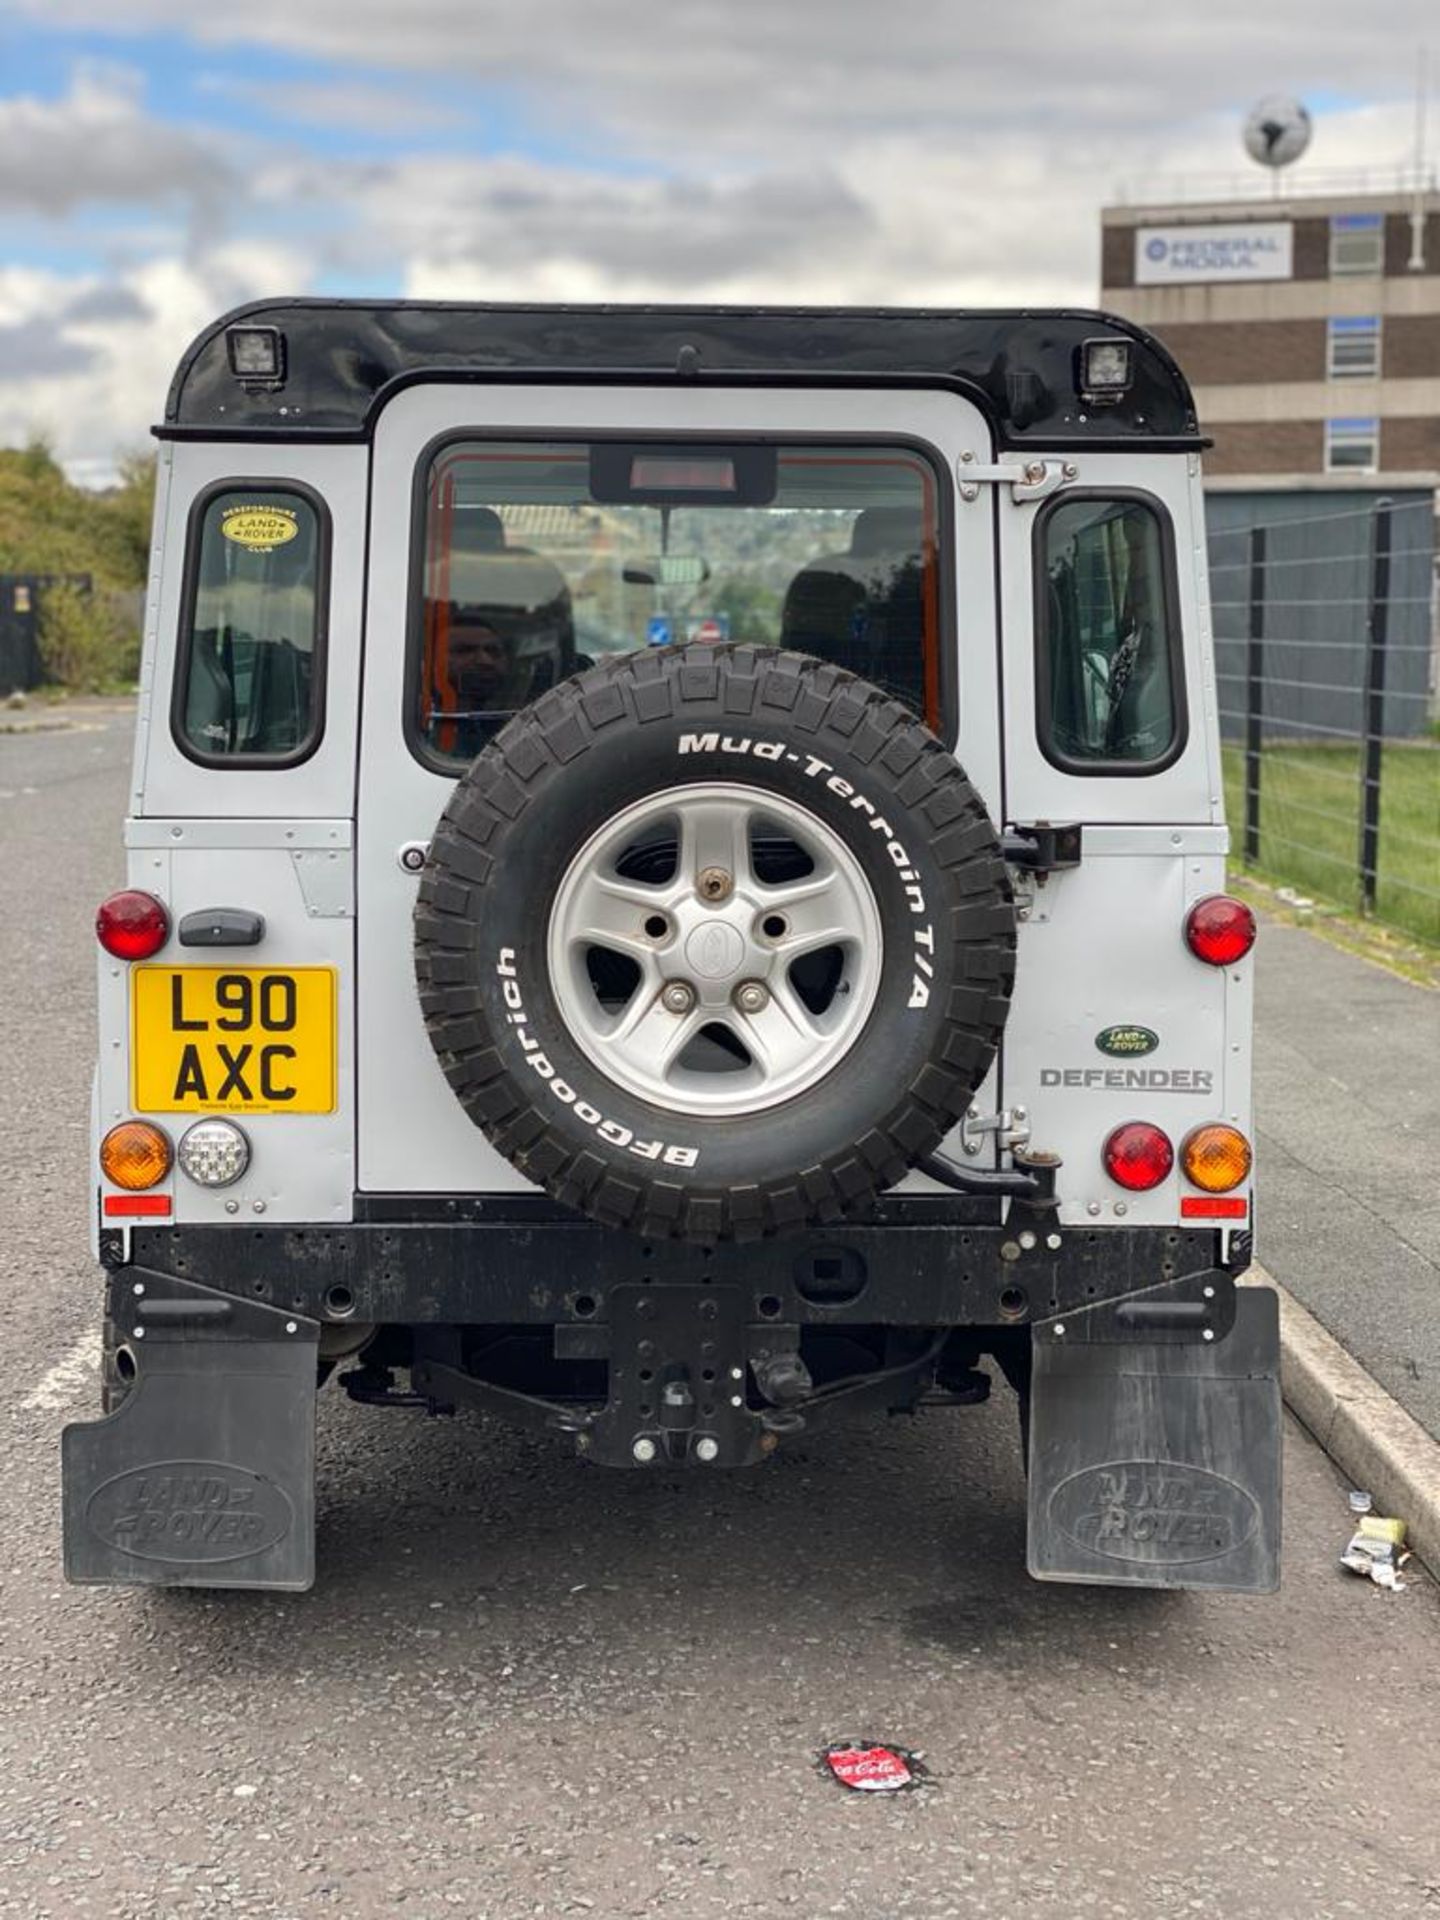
[{"xmin": 63, "ymin": 303, "xmax": 1279, "ymax": 1593}]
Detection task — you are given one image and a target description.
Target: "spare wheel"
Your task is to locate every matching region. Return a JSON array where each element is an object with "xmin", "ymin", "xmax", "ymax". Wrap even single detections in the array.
[{"xmin": 415, "ymin": 645, "xmax": 1015, "ymax": 1241}]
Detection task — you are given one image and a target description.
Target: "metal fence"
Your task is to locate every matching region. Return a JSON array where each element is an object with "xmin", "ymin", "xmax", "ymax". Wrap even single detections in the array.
[{"xmin": 1207, "ymin": 491, "xmax": 1439, "ymax": 946}]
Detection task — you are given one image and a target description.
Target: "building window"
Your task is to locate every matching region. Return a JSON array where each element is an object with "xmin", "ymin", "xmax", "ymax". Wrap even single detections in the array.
[
  {"xmin": 1328, "ymin": 315, "xmax": 1381, "ymax": 378},
  {"xmin": 1329, "ymin": 213, "xmax": 1384, "ymax": 277},
  {"xmin": 1324, "ymin": 417, "xmax": 1380, "ymax": 473}
]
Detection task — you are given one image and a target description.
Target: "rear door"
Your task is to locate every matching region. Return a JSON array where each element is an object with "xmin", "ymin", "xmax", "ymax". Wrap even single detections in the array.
[
  {"xmin": 357, "ymin": 382, "xmax": 1001, "ymax": 1195},
  {"xmin": 994, "ymin": 452, "xmax": 1249, "ymax": 1230}
]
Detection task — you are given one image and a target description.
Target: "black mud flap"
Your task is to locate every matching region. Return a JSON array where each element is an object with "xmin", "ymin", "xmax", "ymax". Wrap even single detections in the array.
[
  {"xmin": 1027, "ymin": 1285, "xmax": 1281, "ymax": 1593},
  {"xmin": 62, "ymin": 1275, "xmax": 319, "ymax": 1591}
]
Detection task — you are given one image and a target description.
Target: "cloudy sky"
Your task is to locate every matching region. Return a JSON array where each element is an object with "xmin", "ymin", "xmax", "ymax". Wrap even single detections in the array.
[{"xmin": 0, "ymin": 1, "xmax": 1433, "ymax": 480}]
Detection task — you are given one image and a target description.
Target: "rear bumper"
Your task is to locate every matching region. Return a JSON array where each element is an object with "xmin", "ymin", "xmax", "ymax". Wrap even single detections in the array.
[
  {"xmin": 65, "ymin": 1201, "xmax": 1277, "ymax": 1594},
  {"xmin": 105, "ymin": 1194, "xmax": 1244, "ymax": 1331}
]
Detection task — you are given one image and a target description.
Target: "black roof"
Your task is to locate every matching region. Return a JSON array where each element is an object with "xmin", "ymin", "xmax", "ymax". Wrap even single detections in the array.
[{"xmin": 163, "ymin": 300, "xmax": 1200, "ymax": 449}]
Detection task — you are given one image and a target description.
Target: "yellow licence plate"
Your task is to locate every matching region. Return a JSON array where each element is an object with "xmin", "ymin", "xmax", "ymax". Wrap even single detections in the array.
[{"xmin": 132, "ymin": 967, "xmax": 337, "ymax": 1114}]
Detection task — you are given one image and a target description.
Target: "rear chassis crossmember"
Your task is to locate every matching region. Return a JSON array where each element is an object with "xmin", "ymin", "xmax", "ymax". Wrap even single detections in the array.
[{"xmin": 62, "ymin": 1197, "xmax": 1278, "ymax": 1593}]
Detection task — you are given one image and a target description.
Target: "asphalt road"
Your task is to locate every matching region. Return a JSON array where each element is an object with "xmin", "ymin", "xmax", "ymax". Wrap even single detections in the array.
[{"xmin": 3, "ymin": 708, "xmax": 1439, "ymax": 1920}]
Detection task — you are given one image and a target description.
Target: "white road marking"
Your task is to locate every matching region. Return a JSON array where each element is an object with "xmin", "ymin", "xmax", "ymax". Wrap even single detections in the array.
[{"xmin": 21, "ymin": 1330, "xmax": 102, "ymax": 1413}]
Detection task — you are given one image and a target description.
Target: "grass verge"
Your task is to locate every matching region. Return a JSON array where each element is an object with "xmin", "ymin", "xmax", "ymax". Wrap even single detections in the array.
[{"xmin": 1221, "ymin": 740, "xmax": 1439, "ymax": 948}]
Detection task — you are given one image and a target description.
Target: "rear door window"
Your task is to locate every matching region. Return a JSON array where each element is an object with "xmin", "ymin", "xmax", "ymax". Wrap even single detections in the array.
[
  {"xmin": 174, "ymin": 485, "xmax": 327, "ymax": 764},
  {"xmin": 411, "ymin": 439, "xmax": 945, "ymax": 763},
  {"xmin": 1036, "ymin": 494, "xmax": 1183, "ymax": 771}
]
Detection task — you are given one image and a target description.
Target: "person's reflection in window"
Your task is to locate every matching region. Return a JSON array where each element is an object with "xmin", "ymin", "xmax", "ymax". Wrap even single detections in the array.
[{"xmin": 444, "ymin": 611, "xmax": 521, "ymax": 758}]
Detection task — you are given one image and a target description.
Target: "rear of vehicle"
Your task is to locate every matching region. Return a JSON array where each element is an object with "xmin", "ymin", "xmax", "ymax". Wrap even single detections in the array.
[{"xmin": 63, "ymin": 305, "xmax": 1279, "ymax": 1593}]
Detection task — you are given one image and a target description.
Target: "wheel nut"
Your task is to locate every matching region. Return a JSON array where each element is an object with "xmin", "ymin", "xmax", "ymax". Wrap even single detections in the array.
[
  {"xmin": 632, "ymin": 1436, "xmax": 657, "ymax": 1464},
  {"xmin": 698, "ymin": 867, "xmax": 733, "ymax": 902},
  {"xmin": 661, "ymin": 981, "xmax": 696, "ymax": 1014},
  {"xmin": 734, "ymin": 981, "xmax": 768, "ymax": 1014}
]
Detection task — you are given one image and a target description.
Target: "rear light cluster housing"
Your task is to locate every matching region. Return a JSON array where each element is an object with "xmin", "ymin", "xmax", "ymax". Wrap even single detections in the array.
[
  {"xmin": 96, "ymin": 894, "xmax": 251, "ymax": 1200},
  {"xmin": 1101, "ymin": 1121, "xmax": 1252, "ymax": 1196}
]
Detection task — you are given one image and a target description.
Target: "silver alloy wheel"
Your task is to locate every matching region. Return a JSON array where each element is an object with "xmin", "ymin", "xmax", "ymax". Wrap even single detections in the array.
[{"xmin": 546, "ymin": 782, "xmax": 884, "ymax": 1116}]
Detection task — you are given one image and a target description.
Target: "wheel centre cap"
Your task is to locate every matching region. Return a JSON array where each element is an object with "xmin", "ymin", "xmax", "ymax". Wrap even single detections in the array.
[{"xmin": 683, "ymin": 919, "xmax": 746, "ymax": 981}]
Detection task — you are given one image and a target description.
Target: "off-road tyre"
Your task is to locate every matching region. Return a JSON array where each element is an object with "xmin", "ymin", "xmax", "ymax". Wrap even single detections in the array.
[{"xmin": 415, "ymin": 645, "xmax": 1015, "ymax": 1241}]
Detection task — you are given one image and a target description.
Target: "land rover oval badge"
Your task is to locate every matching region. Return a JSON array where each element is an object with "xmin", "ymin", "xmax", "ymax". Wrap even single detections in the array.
[{"xmin": 1096, "ymin": 1024, "xmax": 1159, "ymax": 1058}]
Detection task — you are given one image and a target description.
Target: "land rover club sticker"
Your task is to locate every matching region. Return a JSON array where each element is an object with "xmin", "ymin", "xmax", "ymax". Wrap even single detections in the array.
[
  {"xmin": 220, "ymin": 505, "xmax": 299, "ymax": 553},
  {"xmin": 1095, "ymin": 1025, "xmax": 1159, "ymax": 1058}
]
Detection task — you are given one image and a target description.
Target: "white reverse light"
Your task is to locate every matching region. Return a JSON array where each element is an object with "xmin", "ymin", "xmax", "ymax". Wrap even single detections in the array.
[{"xmin": 177, "ymin": 1119, "xmax": 251, "ymax": 1188}]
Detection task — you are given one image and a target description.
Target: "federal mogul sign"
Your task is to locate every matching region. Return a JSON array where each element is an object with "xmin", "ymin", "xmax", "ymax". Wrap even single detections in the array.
[{"xmin": 1135, "ymin": 221, "xmax": 1293, "ymax": 285}]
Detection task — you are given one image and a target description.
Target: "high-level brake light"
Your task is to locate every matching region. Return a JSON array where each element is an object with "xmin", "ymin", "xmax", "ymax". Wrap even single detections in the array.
[
  {"xmin": 96, "ymin": 891, "xmax": 170, "ymax": 961},
  {"xmin": 1184, "ymin": 895, "xmax": 1256, "ymax": 967},
  {"xmin": 1102, "ymin": 1121, "xmax": 1174, "ymax": 1192}
]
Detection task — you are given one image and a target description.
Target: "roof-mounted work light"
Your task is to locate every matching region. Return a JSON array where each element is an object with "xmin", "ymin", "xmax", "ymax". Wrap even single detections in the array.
[
  {"xmin": 226, "ymin": 325, "xmax": 286, "ymax": 385},
  {"xmin": 1077, "ymin": 336, "xmax": 1133, "ymax": 403}
]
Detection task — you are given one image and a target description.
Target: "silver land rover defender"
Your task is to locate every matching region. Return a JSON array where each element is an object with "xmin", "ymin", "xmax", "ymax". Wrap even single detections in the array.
[{"xmin": 63, "ymin": 302, "xmax": 1278, "ymax": 1593}]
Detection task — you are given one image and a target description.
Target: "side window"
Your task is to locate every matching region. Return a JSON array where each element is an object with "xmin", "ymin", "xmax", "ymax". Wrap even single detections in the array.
[
  {"xmin": 175, "ymin": 486, "xmax": 327, "ymax": 764},
  {"xmin": 1037, "ymin": 495, "xmax": 1182, "ymax": 771}
]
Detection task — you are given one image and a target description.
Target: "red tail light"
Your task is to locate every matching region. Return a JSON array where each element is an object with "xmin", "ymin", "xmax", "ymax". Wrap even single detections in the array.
[
  {"xmin": 1102, "ymin": 1121, "xmax": 1174, "ymax": 1192},
  {"xmin": 1184, "ymin": 895, "xmax": 1256, "ymax": 967},
  {"xmin": 96, "ymin": 890, "xmax": 170, "ymax": 961}
]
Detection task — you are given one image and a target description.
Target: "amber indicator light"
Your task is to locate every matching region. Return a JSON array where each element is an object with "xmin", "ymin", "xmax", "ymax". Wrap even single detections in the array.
[
  {"xmin": 99, "ymin": 1120, "xmax": 172, "ymax": 1191},
  {"xmin": 1181, "ymin": 1124, "xmax": 1253, "ymax": 1193}
]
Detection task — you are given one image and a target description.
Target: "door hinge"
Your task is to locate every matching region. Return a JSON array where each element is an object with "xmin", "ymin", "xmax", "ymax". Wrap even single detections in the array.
[
  {"xmin": 956, "ymin": 455, "xmax": 1077, "ymax": 504},
  {"xmin": 959, "ymin": 1105, "xmax": 1032, "ymax": 1158},
  {"xmin": 1002, "ymin": 822, "xmax": 1083, "ymax": 876}
]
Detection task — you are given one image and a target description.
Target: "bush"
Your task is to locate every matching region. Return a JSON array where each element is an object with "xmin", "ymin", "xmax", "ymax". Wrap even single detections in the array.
[
  {"xmin": 36, "ymin": 582, "xmax": 141, "ymax": 693},
  {"xmin": 1, "ymin": 440, "xmax": 153, "ymax": 691}
]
